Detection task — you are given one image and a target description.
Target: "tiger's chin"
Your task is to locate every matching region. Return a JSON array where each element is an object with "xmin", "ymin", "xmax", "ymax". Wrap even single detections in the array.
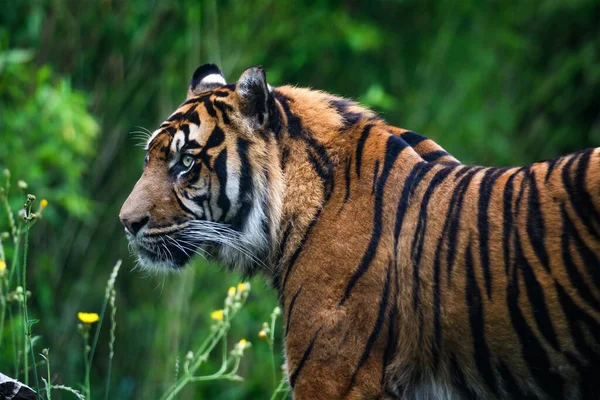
[{"xmin": 126, "ymin": 233, "xmax": 197, "ymax": 273}]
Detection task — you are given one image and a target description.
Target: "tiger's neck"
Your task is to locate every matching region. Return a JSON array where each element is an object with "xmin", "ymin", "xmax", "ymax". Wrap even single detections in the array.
[{"xmin": 266, "ymin": 86, "xmax": 457, "ymax": 290}]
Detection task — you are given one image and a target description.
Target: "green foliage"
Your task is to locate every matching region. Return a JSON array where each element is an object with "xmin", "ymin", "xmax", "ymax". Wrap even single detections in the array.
[
  {"xmin": 0, "ymin": 36, "xmax": 99, "ymax": 220},
  {"xmin": 1, "ymin": 0, "xmax": 599, "ymax": 399}
]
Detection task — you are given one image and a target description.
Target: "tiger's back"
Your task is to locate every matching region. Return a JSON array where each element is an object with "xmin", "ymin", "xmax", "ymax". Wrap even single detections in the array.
[{"xmin": 120, "ymin": 65, "xmax": 600, "ymax": 399}]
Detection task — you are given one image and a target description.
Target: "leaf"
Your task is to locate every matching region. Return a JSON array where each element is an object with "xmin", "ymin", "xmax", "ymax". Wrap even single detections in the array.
[{"xmin": 26, "ymin": 318, "xmax": 40, "ymax": 331}]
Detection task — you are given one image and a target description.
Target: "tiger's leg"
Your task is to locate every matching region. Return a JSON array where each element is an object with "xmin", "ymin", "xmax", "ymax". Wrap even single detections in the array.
[
  {"xmin": 283, "ymin": 277, "xmax": 393, "ymax": 400},
  {"xmin": 286, "ymin": 320, "xmax": 389, "ymax": 400}
]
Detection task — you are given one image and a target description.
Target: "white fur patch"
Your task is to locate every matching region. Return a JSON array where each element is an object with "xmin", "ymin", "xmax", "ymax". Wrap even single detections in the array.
[
  {"xmin": 145, "ymin": 129, "xmax": 161, "ymax": 150},
  {"xmin": 201, "ymin": 73, "xmax": 226, "ymax": 85}
]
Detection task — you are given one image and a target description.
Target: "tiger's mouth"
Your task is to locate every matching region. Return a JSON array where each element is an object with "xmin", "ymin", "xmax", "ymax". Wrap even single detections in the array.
[{"xmin": 126, "ymin": 232, "xmax": 203, "ymax": 271}]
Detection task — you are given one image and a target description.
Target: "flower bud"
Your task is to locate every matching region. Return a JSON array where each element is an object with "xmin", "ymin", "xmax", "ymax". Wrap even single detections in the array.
[
  {"xmin": 18, "ymin": 181, "xmax": 28, "ymax": 190},
  {"xmin": 185, "ymin": 351, "xmax": 194, "ymax": 361}
]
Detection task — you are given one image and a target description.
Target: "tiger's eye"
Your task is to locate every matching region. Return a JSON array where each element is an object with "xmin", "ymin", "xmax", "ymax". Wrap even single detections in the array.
[{"xmin": 182, "ymin": 154, "xmax": 194, "ymax": 168}]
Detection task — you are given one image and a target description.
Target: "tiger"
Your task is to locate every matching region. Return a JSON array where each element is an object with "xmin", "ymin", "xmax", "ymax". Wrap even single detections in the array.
[{"xmin": 119, "ymin": 63, "xmax": 600, "ymax": 399}]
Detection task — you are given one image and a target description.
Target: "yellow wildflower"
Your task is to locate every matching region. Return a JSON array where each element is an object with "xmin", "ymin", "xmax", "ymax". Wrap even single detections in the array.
[
  {"xmin": 228, "ymin": 286, "xmax": 236, "ymax": 297},
  {"xmin": 238, "ymin": 339, "xmax": 248, "ymax": 349},
  {"xmin": 211, "ymin": 309, "xmax": 224, "ymax": 321},
  {"xmin": 258, "ymin": 330, "xmax": 268, "ymax": 340},
  {"xmin": 78, "ymin": 312, "xmax": 99, "ymax": 324},
  {"xmin": 237, "ymin": 283, "xmax": 247, "ymax": 293},
  {"xmin": 0, "ymin": 260, "xmax": 6, "ymax": 271},
  {"xmin": 40, "ymin": 199, "xmax": 48, "ymax": 209}
]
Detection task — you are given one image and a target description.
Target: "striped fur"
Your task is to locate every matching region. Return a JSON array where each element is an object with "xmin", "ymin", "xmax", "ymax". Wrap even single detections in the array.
[{"xmin": 120, "ymin": 64, "xmax": 600, "ymax": 399}]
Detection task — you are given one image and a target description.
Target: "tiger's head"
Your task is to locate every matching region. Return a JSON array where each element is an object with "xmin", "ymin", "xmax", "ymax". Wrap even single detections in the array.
[{"xmin": 119, "ymin": 64, "xmax": 283, "ymax": 274}]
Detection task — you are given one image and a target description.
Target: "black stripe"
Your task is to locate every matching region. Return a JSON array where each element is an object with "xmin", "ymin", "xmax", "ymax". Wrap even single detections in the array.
[
  {"xmin": 562, "ymin": 150, "xmax": 600, "ymax": 240},
  {"xmin": 526, "ymin": 169, "xmax": 551, "ymax": 273},
  {"xmin": 167, "ymin": 112, "xmax": 184, "ymax": 122},
  {"xmin": 502, "ymin": 170, "xmax": 519, "ymax": 275},
  {"xmin": 411, "ymin": 166, "xmax": 452, "ymax": 312},
  {"xmin": 355, "ymin": 124, "xmax": 373, "ymax": 178},
  {"xmin": 274, "ymin": 92, "xmax": 302, "ymax": 139},
  {"xmin": 290, "ymin": 329, "xmax": 321, "ymax": 388},
  {"xmin": 330, "ymin": 98, "xmax": 353, "ymax": 113},
  {"xmin": 507, "ymin": 238, "xmax": 564, "ymax": 399},
  {"xmin": 285, "ymin": 285, "xmax": 303, "ymax": 337},
  {"xmin": 341, "ymin": 112, "xmax": 363, "ymax": 129},
  {"xmin": 497, "ymin": 361, "xmax": 536, "ymax": 399},
  {"xmin": 544, "ymin": 156, "xmax": 560, "ymax": 183},
  {"xmin": 445, "ymin": 168, "xmax": 480, "ymax": 282},
  {"xmin": 393, "ymin": 162, "xmax": 435, "ymax": 340},
  {"xmin": 393, "ymin": 162, "xmax": 433, "ymax": 253},
  {"xmin": 465, "ymin": 239, "xmax": 498, "ymax": 395},
  {"xmin": 213, "ymin": 100, "xmax": 233, "ymax": 124},
  {"xmin": 230, "ymin": 138, "xmax": 253, "ymax": 231},
  {"xmin": 202, "ymin": 97, "xmax": 217, "ymax": 118},
  {"xmin": 306, "ymin": 144, "xmax": 334, "ymax": 201},
  {"xmin": 453, "ymin": 166, "xmax": 471, "ymax": 181},
  {"xmin": 422, "ymin": 150, "xmax": 450, "ymax": 162},
  {"xmin": 515, "ymin": 228, "xmax": 560, "ymax": 349},
  {"xmin": 382, "ymin": 260, "xmax": 399, "ymax": 386},
  {"xmin": 560, "ymin": 204, "xmax": 600, "ymax": 307},
  {"xmin": 555, "ymin": 281, "xmax": 600, "ymax": 397},
  {"xmin": 347, "ymin": 261, "xmax": 392, "ymax": 393},
  {"xmin": 213, "ymin": 149, "xmax": 231, "ymax": 221},
  {"xmin": 371, "ymin": 160, "xmax": 380, "ymax": 195},
  {"xmin": 281, "ymin": 208, "xmax": 322, "ymax": 299},
  {"xmin": 343, "ymin": 156, "xmax": 352, "ymax": 204},
  {"xmin": 182, "ymin": 96, "xmax": 203, "ymax": 106},
  {"xmin": 477, "ymin": 167, "xmax": 507, "ymax": 298},
  {"xmin": 431, "ymin": 167, "xmax": 479, "ymax": 368},
  {"xmin": 173, "ymin": 189, "xmax": 197, "ymax": 217},
  {"xmin": 272, "ymin": 223, "xmax": 293, "ymax": 291},
  {"xmin": 188, "ymin": 110, "xmax": 201, "ymax": 126},
  {"xmin": 450, "ymin": 356, "xmax": 478, "ymax": 400},
  {"xmin": 180, "ymin": 124, "xmax": 190, "ymax": 142},
  {"xmin": 340, "ymin": 135, "xmax": 409, "ymax": 306},
  {"xmin": 204, "ymin": 125, "xmax": 225, "ymax": 150},
  {"xmin": 400, "ymin": 131, "xmax": 427, "ymax": 148}
]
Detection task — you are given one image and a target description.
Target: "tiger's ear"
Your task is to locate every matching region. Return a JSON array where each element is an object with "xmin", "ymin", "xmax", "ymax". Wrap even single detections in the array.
[
  {"xmin": 187, "ymin": 63, "xmax": 226, "ymax": 99},
  {"xmin": 235, "ymin": 66, "xmax": 271, "ymax": 128}
]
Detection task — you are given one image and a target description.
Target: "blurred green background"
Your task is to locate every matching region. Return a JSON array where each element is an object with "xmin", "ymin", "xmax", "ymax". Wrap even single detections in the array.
[{"xmin": 1, "ymin": 0, "xmax": 599, "ymax": 398}]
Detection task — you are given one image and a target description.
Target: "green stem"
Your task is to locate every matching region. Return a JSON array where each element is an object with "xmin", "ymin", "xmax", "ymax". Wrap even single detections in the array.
[
  {"xmin": 8, "ymin": 305, "xmax": 19, "ymax": 379},
  {"xmin": 0, "ymin": 282, "xmax": 6, "ymax": 348},
  {"xmin": 83, "ymin": 330, "xmax": 91, "ymax": 400},
  {"xmin": 88, "ymin": 291, "xmax": 108, "ymax": 367},
  {"xmin": 269, "ymin": 377, "xmax": 290, "ymax": 400},
  {"xmin": 269, "ymin": 310, "xmax": 278, "ymax": 389},
  {"xmin": 22, "ymin": 227, "xmax": 28, "ymax": 386},
  {"xmin": 45, "ymin": 352, "xmax": 52, "ymax": 400},
  {"xmin": 104, "ymin": 357, "xmax": 112, "ymax": 400},
  {"xmin": 22, "ymin": 223, "xmax": 40, "ymax": 398}
]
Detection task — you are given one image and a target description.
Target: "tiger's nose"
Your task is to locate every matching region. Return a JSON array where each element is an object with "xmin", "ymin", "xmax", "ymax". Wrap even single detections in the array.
[{"xmin": 119, "ymin": 215, "xmax": 150, "ymax": 236}]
